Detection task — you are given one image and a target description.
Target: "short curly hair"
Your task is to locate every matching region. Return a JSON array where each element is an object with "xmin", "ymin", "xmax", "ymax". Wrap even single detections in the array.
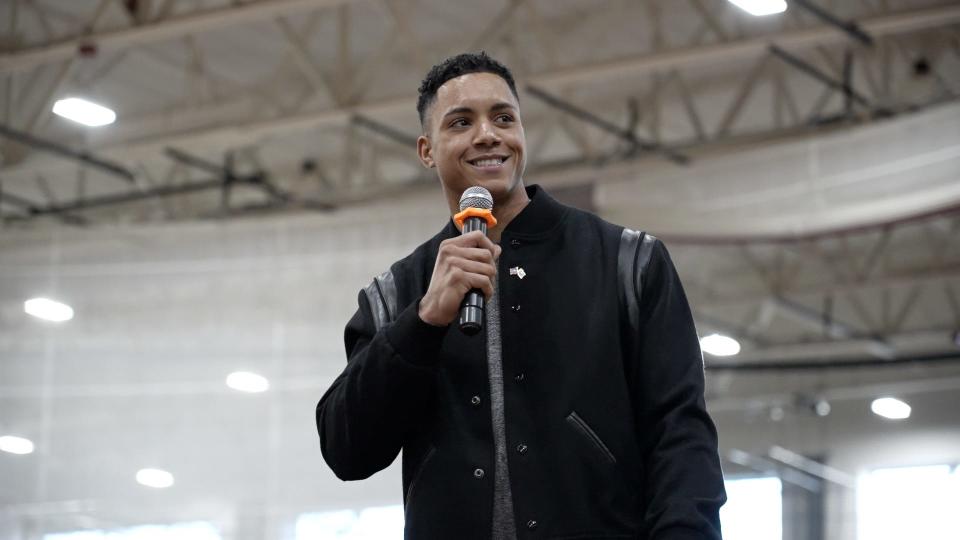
[{"xmin": 416, "ymin": 51, "xmax": 519, "ymax": 129}]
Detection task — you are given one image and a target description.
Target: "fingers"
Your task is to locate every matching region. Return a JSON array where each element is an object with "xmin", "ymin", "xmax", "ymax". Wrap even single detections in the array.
[
  {"xmin": 446, "ymin": 230, "xmax": 500, "ymax": 256},
  {"xmin": 450, "ymin": 257, "xmax": 496, "ymax": 278},
  {"xmin": 422, "ymin": 232, "xmax": 501, "ymax": 325},
  {"xmin": 460, "ymin": 268, "xmax": 495, "ymax": 299},
  {"xmin": 446, "ymin": 246, "xmax": 497, "ymax": 266},
  {"xmin": 447, "ymin": 264, "xmax": 495, "ymax": 297}
]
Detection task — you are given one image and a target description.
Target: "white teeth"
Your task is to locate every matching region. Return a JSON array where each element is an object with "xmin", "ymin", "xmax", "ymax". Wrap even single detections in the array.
[{"xmin": 474, "ymin": 158, "xmax": 504, "ymax": 167}]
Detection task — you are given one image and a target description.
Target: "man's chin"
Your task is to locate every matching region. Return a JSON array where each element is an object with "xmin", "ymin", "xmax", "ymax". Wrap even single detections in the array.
[
  {"xmin": 443, "ymin": 175, "xmax": 522, "ymax": 207},
  {"xmin": 469, "ymin": 176, "xmax": 519, "ymax": 199}
]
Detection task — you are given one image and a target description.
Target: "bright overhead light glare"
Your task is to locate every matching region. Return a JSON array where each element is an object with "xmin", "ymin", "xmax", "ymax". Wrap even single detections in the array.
[
  {"xmin": 136, "ymin": 468, "xmax": 174, "ymax": 488},
  {"xmin": 871, "ymin": 397, "xmax": 911, "ymax": 420},
  {"xmin": 24, "ymin": 297, "xmax": 74, "ymax": 322},
  {"xmin": 226, "ymin": 371, "xmax": 269, "ymax": 393},
  {"xmin": 700, "ymin": 333, "xmax": 741, "ymax": 356},
  {"xmin": 52, "ymin": 97, "xmax": 116, "ymax": 127},
  {"xmin": 0, "ymin": 435, "xmax": 35, "ymax": 455},
  {"xmin": 727, "ymin": 0, "xmax": 788, "ymax": 16}
]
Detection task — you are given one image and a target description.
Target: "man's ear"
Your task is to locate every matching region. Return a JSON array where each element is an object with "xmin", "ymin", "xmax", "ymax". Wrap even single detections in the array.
[{"xmin": 417, "ymin": 134, "xmax": 435, "ymax": 168}]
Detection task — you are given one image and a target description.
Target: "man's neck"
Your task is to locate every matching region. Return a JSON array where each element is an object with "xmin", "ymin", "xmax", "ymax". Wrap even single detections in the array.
[{"xmin": 486, "ymin": 190, "xmax": 530, "ymax": 243}]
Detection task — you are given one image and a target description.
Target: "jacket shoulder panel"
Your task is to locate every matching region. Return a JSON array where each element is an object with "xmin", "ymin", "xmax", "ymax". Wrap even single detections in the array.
[
  {"xmin": 617, "ymin": 228, "xmax": 658, "ymax": 332},
  {"xmin": 362, "ymin": 270, "xmax": 397, "ymax": 332},
  {"xmin": 360, "ymin": 224, "xmax": 452, "ymax": 331}
]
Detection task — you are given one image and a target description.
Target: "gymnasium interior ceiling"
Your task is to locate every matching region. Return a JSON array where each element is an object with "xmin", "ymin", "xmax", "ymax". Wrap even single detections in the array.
[{"xmin": 1, "ymin": 0, "xmax": 960, "ymax": 536}]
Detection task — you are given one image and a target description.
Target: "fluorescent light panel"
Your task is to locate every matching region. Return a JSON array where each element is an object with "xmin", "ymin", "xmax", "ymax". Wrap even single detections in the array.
[
  {"xmin": 727, "ymin": 0, "xmax": 788, "ymax": 16},
  {"xmin": 226, "ymin": 371, "xmax": 269, "ymax": 393},
  {"xmin": 700, "ymin": 333, "xmax": 741, "ymax": 356},
  {"xmin": 136, "ymin": 468, "xmax": 174, "ymax": 488},
  {"xmin": 0, "ymin": 435, "xmax": 35, "ymax": 455},
  {"xmin": 52, "ymin": 97, "xmax": 116, "ymax": 127},
  {"xmin": 871, "ymin": 397, "xmax": 911, "ymax": 420},
  {"xmin": 24, "ymin": 297, "xmax": 74, "ymax": 322}
]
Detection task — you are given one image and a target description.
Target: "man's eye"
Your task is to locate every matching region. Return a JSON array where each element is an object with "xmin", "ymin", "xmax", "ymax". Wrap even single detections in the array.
[
  {"xmin": 496, "ymin": 114, "xmax": 513, "ymax": 123},
  {"xmin": 450, "ymin": 118, "xmax": 469, "ymax": 128}
]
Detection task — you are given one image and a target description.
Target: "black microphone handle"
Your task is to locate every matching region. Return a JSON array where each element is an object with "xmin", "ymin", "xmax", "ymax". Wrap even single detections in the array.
[{"xmin": 459, "ymin": 216, "xmax": 488, "ymax": 335}]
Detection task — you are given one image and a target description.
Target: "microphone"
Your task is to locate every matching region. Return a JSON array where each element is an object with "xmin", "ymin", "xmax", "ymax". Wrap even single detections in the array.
[{"xmin": 453, "ymin": 186, "xmax": 498, "ymax": 336}]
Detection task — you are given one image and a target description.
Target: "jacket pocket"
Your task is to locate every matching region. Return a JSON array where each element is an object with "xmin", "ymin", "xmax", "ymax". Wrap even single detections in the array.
[
  {"xmin": 566, "ymin": 411, "xmax": 617, "ymax": 465},
  {"xmin": 404, "ymin": 445, "xmax": 436, "ymax": 503}
]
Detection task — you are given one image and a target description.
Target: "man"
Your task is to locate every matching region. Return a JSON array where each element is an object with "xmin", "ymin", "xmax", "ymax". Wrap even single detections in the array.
[{"xmin": 316, "ymin": 52, "xmax": 726, "ymax": 539}]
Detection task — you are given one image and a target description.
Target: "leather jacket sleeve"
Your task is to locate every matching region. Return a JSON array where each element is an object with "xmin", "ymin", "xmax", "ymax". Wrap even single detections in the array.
[
  {"xmin": 630, "ymin": 239, "xmax": 727, "ymax": 540},
  {"xmin": 315, "ymin": 291, "xmax": 445, "ymax": 481}
]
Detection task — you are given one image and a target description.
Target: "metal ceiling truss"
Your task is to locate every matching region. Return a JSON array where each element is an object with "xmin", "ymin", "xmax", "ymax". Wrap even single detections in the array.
[
  {"xmin": 682, "ymin": 209, "xmax": 960, "ymax": 363},
  {"xmin": 1, "ymin": 1, "xmax": 959, "ymax": 223}
]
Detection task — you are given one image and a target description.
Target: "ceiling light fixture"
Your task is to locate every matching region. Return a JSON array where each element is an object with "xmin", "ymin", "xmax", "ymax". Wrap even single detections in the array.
[
  {"xmin": 24, "ymin": 297, "xmax": 74, "ymax": 322},
  {"xmin": 0, "ymin": 435, "xmax": 35, "ymax": 455},
  {"xmin": 870, "ymin": 397, "xmax": 911, "ymax": 420},
  {"xmin": 52, "ymin": 97, "xmax": 116, "ymax": 127},
  {"xmin": 699, "ymin": 333, "xmax": 741, "ymax": 356},
  {"xmin": 813, "ymin": 398, "xmax": 831, "ymax": 417},
  {"xmin": 727, "ymin": 0, "xmax": 788, "ymax": 16},
  {"xmin": 136, "ymin": 468, "xmax": 174, "ymax": 488},
  {"xmin": 226, "ymin": 371, "xmax": 270, "ymax": 393}
]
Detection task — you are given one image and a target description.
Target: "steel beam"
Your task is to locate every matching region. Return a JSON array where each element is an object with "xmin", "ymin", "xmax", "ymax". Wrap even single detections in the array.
[
  {"xmin": 2, "ymin": 3, "xmax": 938, "ymax": 168},
  {"xmin": 0, "ymin": 124, "xmax": 134, "ymax": 182},
  {"xmin": 351, "ymin": 114, "xmax": 418, "ymax": 148},
  {"xmin": 706, "ymin": 350, "xmax": 959, "ymax": 371},
  {"xmin": 790, "ymin": 0, "xmax": 874, "ymax": 47},
  {"xmin": 4, "ymin": 176, "xmax": 226, "ymax": 217},
  {"xmin": 769, "ymin": 45, "xmax": 875, "ymax": 112},
  {"xmin": 525, "ymin": 85, "xmax": 689, "ymax": 165},
  {"xmin": 0, "ymin": 0, "xmax": 359, "ymax": 74}
]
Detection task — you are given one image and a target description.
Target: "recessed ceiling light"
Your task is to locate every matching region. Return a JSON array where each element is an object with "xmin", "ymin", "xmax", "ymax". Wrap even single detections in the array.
[
  {"xmin": 52, "ymin": 97, "xmax": 116, "ymax": 127},
  {"xmin": 24, "ymin": 297, "xmax": 74, "ymax": 322},
  {"xmin": 699, "ymin": 333, "xmax": 741, "ymax": 356},
  {"xmin": 813, "ymin": 398, "xmax": 832, "ymax": 417},
  {"xmin": 871, "ymin": 397, "xmax": 911, "ymax": 420},
  {"xmin": 727, "ymin": 0, "xmax": 788, "ymax": 16},
  {"xmin": 136, "ymin": 468, "xmax": 174, "ymax": 488},
  {"xmin": 0, "ymin": 435, "xmax": 35, "ymax": 455},
  {"xmin": 769, "ymin": 406, "xmax": 785, "ymax": 422},
  {"xmin": 226, "ymin": 371, "xmax": 269, "ymax": 393}
]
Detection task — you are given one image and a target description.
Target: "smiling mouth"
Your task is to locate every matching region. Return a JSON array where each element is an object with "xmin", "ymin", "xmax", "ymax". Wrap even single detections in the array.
[{"xmin": 467, "ymin": 156, "xmax": 509, "ymax": 167}]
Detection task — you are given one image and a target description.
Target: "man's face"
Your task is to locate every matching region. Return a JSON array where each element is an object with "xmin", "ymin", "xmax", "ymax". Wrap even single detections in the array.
[{"xmin": 418, "ymin": 72, "xmax": 526, "ymax": 206}]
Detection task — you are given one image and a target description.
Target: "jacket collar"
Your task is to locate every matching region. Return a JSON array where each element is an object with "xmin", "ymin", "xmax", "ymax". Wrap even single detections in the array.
[{"xmin": 441, "ymin": 184, "xmax": 568, "ymax": 240}]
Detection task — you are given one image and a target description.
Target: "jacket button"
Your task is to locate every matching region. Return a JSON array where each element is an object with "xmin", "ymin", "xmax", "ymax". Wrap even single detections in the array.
[
  {"xmin": 515, "ymin": 373, "xmax": 525, "ymax": 382},
  {"xmin": 510, "ymin": 238, "xmax": 521, "ymax": 249},
  {"xmin": 511, "ymin": 304, "xmax": 521, "ymax": 312},
  {"xmin": 470, "ymin": 395, "xmax": 481, "ymax": 406},
  {"xmin": 473, "ymin": 468, "xmax": 485, "ymax": 479},
  {"xmin": 516, "ymin": 444, "xmax": 528, "ymax": 455},
  {"xmin": 526, "ymin": 519, "xmax": 538, "ymax": 530}
]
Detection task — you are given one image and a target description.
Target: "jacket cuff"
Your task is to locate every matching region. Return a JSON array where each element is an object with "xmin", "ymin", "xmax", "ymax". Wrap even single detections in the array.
[{"xmin": 384, "ymin": 298, "xmax": 447, "ymax": 367}]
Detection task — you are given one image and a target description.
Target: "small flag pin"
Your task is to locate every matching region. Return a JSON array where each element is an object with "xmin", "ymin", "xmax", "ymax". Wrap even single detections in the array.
[{"xmin": 509, "ymin": 267, "xmax": 527, "ymax": 279}]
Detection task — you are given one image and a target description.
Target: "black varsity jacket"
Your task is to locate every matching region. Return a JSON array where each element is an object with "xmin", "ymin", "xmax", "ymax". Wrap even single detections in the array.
[{"xmin": 316, "ymin": 185, "xmax": 726, "ymax": 539}]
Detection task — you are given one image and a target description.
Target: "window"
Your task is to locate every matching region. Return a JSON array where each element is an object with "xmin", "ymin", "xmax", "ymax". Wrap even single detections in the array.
[
  {"xmin": 720, "ymin": 476, "xmax": 783, "ymax": 540},
  {"xmin": 44, "ymin": 522, "xmax": 220, "ymax": 540},
  {"xmin": 295, "ymin": 505, "xmax": 404, "ymax": 540},
  {"xmin": 857, "ymin": 464, "xmax": 960, "ymax": 540}
]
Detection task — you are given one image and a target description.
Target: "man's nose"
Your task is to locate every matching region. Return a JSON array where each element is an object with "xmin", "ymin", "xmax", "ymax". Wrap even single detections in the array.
[{"xmin": 473, "ymin": 120, "xmax": 501, "ymax": 146}]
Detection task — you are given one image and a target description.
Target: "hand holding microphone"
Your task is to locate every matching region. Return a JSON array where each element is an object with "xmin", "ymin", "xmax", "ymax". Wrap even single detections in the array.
[{"xmin": 418, "ymin": 187, "xmax": 500, "ymax": 334}]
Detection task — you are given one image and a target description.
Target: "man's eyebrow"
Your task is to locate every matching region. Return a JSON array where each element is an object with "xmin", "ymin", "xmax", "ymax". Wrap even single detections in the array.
[
  {"xmin": 441, "ymin": 102, "xmax": 517, "ymax": 118},
  {"xmin": 441, "ymin": 106, "xmax": 473, "ymax": 118},
  {"xmin": 490, "ymin": 102, "xmax": 517, "ymax": 112}
]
